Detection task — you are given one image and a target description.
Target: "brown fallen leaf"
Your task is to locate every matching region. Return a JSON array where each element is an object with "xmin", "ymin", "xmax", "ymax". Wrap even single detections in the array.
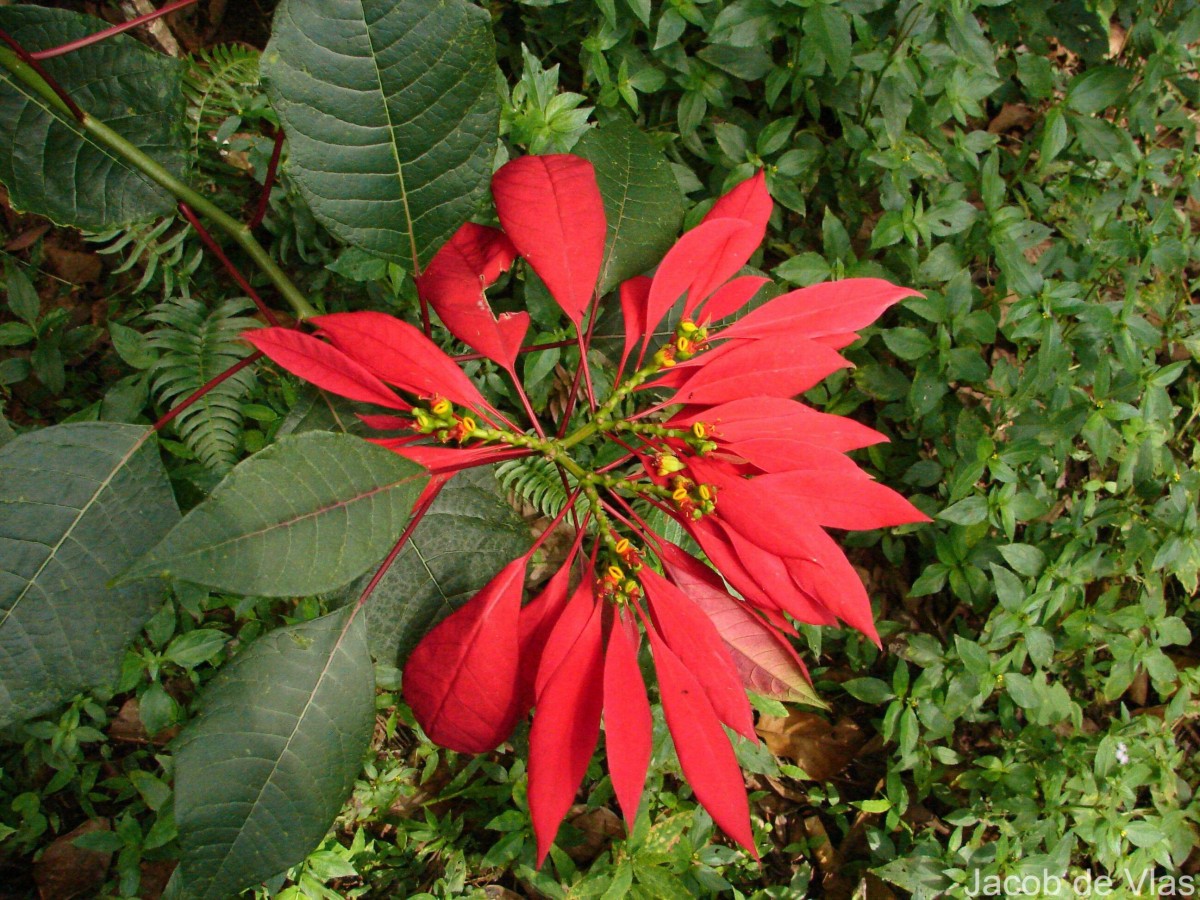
[
  {"xmin": 34, "ymin": 819, "xmax": 112, "ymax": 900},
  {"xmin": 756, "ymin": 711, "xmax": 867, "ymax": 781},
  {"xmin": 44, "ymin": 246, "xmax": 103, "ymax": 286},
  {"xmin": 563, "ymin": 805, "xmax": 623, "ymax": 864},
  {"xmin": 988, "ymin": 102, "xmax": 1037, "ymax": 134}
]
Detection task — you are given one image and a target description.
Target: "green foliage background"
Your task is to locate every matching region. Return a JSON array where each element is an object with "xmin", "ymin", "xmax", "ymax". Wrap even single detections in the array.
[{"xmin": 1, "ymin": 0, "xmax": 1198, "ymax": 896}]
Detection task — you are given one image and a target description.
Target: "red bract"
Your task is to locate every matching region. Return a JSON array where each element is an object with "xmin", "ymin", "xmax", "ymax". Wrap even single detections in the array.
[{"xmin": 245, "ymin": 154, "xmax": 930, "ymax": 866}]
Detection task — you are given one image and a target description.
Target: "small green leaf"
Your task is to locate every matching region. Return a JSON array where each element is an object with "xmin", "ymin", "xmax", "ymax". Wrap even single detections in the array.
[
  {"xmin": 109, "ymin": 322, "xmax": 157, "ymax": 370},
  {"xmin": 843, "ymin": 678, "xmax": 895, "ymax": 704},
  {"xmin": 163, "ymin": 630, "xmax": 230, "ymax": 668},
  {"xmin": 804, "ymin": 5, "xmax": 852, "ymax": 80},
  {"xmin": 882, "ymin": 327, "xmax": 934, "ymax": 361},
  {"xmin": 1066, "ymin": 66, "xmax": 1132, "ymax": 115},
  {"xmin": 3, "ymin": 257, "xmax": 40, "ymax": 324}
]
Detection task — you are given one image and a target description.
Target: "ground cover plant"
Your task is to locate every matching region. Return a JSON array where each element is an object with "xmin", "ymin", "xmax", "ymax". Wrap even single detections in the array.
[{"xmin": 0, "ymin": 0, "xmax": 1198, "ymax": 898}]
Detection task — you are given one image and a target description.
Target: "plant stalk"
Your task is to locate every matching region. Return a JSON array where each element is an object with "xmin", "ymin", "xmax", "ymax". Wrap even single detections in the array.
[{"xmin": 0, "ymin": 45, "xmax": 319, "ymax": 321}]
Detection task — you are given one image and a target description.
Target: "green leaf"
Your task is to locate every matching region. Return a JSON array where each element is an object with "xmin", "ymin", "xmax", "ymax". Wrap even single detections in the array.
[
  {"xmin": 262, "ymin": 0, "xmax": 500, "ymax": 269},
  {"xmin": 1066, "ymin": 66, "xmax": 1132, "ymax": 115},
  {"xmin": 173, "ymin": 605, "xmax": 375, "ymax": 899},
  {"xmin": 358, "ymin": 467, "xmax": 530, "ymax": 666},
  {"xmin": 803, "ymin": 5, "xmax": 852, "ymax": 80},
  {"xmin": 843, "ymin": 678, "xmax": 895, "ymax": 704},
  {"xmin": 125, "ymin": 432, "xmax": 429, "ymax": 596},
  {"xmin": 882, "ymin": 327, "xmax": 934, "ymax": 361},
  {"xmin": 0, "ymin": 423, "xmax": 180, "ymax": 728},
  {"xmin": 575, "ymin": 117, "xmax": 684, "ymax": 295},
  {"xmin": 0, "ymin": 404, "xmax": 13, "ymax": 449},
  {"xmin": 0, "ymin": 6, "xmax": 187, "ymax": 228},
  {"xmin": 163, "ymin": 629, "xmax": 231, "ymax": 669},
  {"xmin": 3, "ymin": 256, "xmax": 40, "ymax": 325}
]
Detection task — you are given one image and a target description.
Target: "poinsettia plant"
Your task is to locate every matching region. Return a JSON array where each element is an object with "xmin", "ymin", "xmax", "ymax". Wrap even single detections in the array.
[{"xmin": 246, "ymin": 155, "xmax": 929, "ymax": 861}]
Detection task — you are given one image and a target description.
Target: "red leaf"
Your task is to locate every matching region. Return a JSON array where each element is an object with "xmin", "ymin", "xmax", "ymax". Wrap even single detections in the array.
[
  {"xmin": 492, "ymin": 155, "xmax": 606, "ymax": 325},
  {"xmin": 666, "ymin": 334, "xmax": 851, "ymax": 405},
  {"xmin": 641, "ymin": 567, "xmax": 756, "ymax": 741},
  {"xmin": 618, "ymin": 275, "xmax": 651, "ymax": 376},
  {"xmin": 687, "ymin": 517, "xmax": 783, "ymax": 614},
  {"xmin": 603, "ymin": 608, "xmax": 652, "ymax": 828},
  {"xmin": 716, "ymin": 436, "xmax": 875, "ymax": 475},
  {"xmin": 528, "ymin": 598, "xmax": 605, "ymax": 865},
  {"xmin": 703, "ymin": 170, "xmax": 772, "ymax": 234},
  {"xmin": 646, "ymin": 219, "xmax": 756, "ymax": 334},
  {"xmin": 659, "ymin": 544, "xmax": 815, "ymax": 703},
  {"xmin": 715, "ymin": 522, "xmax": 839, "ymax": 627},
  {"xmin": 785, "ymin": 527, "xmax": 879, "ymax": 644},
  {"xmin": 756, "ymin": 471, "xmax": 932, "ymax": 531},
  {"xmin": 243, "ymin": 328, "xmax": 408, "ymax": 410},
  {"xmin": 515, "ymin": 546, "xmax": 580, "ymax": 715},
  {"xmin": 311, "ymin": 312, "xmax": 485, "ymax": 410},
  {"xmin": 402, "ymin": 555, "xmax": 530, "ymax": 753},
  {"xmin": 647, "ymin": 626, "xmax": 756, "ymax": 856},
  {"xmin": 357, "ymin": 413, "xmax": 413, "ymax": 431},
  {"xmin": 671, "ymin": 397, "xmax": 888, "ymax": 452},
  {"xmin": 534, "ymin": 579, "xmax": 597, "ymax": 699},
  {"xmin": 720, "ymin": 278, "xmax": 920, "ymax": 342},
  {"xmin": 416, "ymin": 223, "xmax": 528, "ymax": 369},
  {"xmin": 370, "ymin": 442, "xmax": 530, "ymax": 474},
  {"xmin": 697, "ymin": 275, "xmax": 770, "ymax": 324}
]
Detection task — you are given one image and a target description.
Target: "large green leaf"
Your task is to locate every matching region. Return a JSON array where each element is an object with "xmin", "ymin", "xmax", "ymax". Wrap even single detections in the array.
[
  {"xmin": 125, "ymin": 432, "xmax": 429, "ymax": 596},
  {"xmin": 360, "ymin": 467, "xmax": 531, "ymax": 666},
  {"xmin": 0, "ymin": 6, "xmax": 187, "ymax": 228},
  {"xmin": 575, "ymin": 117, "xmax": 684, "ymax": 296},
  {"xmin": 262, "ymin": 0, "xmax": 500, "ymax": 269},
  {"xmin": 173, "ymin": 605, "xmax": 374, "ymax": 899},
  {"xmin": 0, "ymin": 423, "xmax": 179, "ymax": 728}
]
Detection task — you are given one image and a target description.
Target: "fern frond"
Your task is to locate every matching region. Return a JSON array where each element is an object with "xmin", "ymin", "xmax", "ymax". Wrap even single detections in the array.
[
  {"xmin": 184, "ymin": 44, "xmax": 263, "ymax": 170},
  {"xmin": 146, "ymin": 296, "xmax": 259, "ymax": 472},
  {"xmin": 85, "ymin": 219, "xmax": 203, "ymax": 299},
  {"xmin": 496, "ymin": 456, "xmax": 576, "ymax": 518}
]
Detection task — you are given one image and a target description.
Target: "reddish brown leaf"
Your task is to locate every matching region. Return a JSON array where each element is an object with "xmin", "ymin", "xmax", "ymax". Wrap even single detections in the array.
[{"xmin": 641, "ymin": 567, "xmax": 756, "ymax": 740}]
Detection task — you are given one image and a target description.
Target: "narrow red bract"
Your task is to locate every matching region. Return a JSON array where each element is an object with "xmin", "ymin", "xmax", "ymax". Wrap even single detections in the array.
[{"xmin": 245, "ymin": 155, "xmax": 930, "ymax": 866}]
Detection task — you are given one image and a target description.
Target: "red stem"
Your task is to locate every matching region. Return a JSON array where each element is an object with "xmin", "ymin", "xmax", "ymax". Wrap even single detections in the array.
[
  {"xmin": 355, "ymin": 479, "xmax": 446, "ymax": 609},
  {"xmin": 451, "ymin": 338, "xmax": 575, "ymax": 363},
  {"xmin": 177, "ymin": 202, "xmax": 282, "ymax": 327},
  {"xmin": 247, "ymin": 127, "xmax": 285, "ymax": 230},
  {"xmin": 30, "ymin": 0, "xmax": 200, "ymax": 60},
  {"xmin": 0, "ymin": 29, "xmax": 85, "ymax": 121},
  {"xmin": 153, "ymin": 350, "xmax": 262, "ymax": 432}
]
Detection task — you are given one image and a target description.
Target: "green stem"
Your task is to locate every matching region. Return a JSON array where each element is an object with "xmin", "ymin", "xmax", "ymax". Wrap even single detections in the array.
[
  {"xmin": 559, "ymin": 360, "xmax": 662, "ymax": 451},
  {"xmin": 0, "ymin": 47, "xmax": 318, "ymax": 321}
]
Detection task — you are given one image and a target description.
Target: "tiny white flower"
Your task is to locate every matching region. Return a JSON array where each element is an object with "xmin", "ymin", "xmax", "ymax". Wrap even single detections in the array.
[{"xmin": 1115, "ymin": 742, "xmax": 1129, "ymax": 765}]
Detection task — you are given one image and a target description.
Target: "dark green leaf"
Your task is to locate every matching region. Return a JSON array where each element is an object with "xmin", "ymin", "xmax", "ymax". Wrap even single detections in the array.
[
  {"xmin": 125, "ymin": 432, "xmax": 428, "ymax": 596},
  {"xmin": 0, "ymin": 6, "xmax": 187, "ymax": 228},
  {"xmin": 803, "ymin": 5, "xmax": 852, "ymax": 80},
  {"xmin": 0, "ymin": 423, "xmax": 179, "ymax": 728},
  {"xmin": 1066, "ymin": 66, "xmax": 1132, "ymax": 115},
  {"xmin": 3, "ymin": 256, "xmax": 40, "ymax": 325},
  {"xmin": 359, "ymin": 467, "xmax": 530, "ymax": 666},
  {"xmin": 173, "ymin": 606, "xmax": 374, "ymax": 899},
  {"xmin": 575, "ymin": 117, "xmax": 684, "ymax": 295},
  {"xmin": 262, "ymin": 0, "xmax": 500, "ymax": 268}
]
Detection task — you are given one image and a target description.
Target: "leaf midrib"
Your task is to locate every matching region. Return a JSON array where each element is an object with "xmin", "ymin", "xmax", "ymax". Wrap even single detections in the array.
[{"xmin": 0, "ymin": 428, "xmax": 146, "ymax": 630}]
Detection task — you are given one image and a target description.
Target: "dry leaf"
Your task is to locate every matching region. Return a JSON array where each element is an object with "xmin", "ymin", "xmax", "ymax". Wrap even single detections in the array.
[
  {"xmin": 34, "ymin": 819, "xmax": 112, "ymax": 900},
  {"xmin": 756, "ymin": 711, "xmax": 867, "ymax": 781}
]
